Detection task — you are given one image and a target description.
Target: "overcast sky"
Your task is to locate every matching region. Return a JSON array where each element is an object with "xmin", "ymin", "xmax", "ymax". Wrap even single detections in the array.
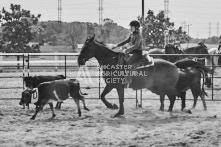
[{"xmin": 1, "ymin": 0, "xmax": 221, "ymax": 38}]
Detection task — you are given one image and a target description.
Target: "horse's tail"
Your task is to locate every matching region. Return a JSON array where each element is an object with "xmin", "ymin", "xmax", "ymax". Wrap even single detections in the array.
[
  {"xmin": 175, "ymin": 59, "xmax": 214, "ymax": 74},
  {"xmin": 197, "ymin": 69, "xmax": 208, "ymax": 97}
]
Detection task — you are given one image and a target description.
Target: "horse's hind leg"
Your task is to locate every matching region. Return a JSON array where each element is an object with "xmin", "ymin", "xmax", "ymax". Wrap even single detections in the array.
[
  {"xmin": 101, "ymin": 85, "xmax": 118, "ymax": 109},
  {"xmin": 180, "ymin": 92, "xmax": 186, "ymax": 111},
  {"xmin": 159, "ymin": 94, "xmax": 165, "ymax": 111},
  {"xmin": 200, "ymin": 94, "xmax": 207, "ymax": 110},
  {"xmin": 167, "ymin": 95, "xmax": 176, "ymax": 112},
  {"xmin": 191, "ymin": 89, "xmax": 198, "ymax": 109}
]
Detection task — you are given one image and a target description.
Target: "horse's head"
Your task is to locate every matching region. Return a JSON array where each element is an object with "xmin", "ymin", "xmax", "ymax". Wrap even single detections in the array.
[
  {"xmin": 165, "ymin": 44, "xmax": 182, "ymax": 54},
  {"xmin": 78, "ymin": 35, "xmax": 96, "ymax": 66},
  {"xmin": 199, "ymin": 44, "xmax": 209, "ymax": 55}
]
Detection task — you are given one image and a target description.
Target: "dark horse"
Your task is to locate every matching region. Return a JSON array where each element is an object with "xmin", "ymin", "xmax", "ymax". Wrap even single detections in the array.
[
  {"xmin": 148, "ymin": 48, "xmax": 167, "ymax": 60},
  {"xmin": 164, "ymin": 44, "xmax": 213, "ymax": 88},
  {"xmin": 148, "ymin": 45, "xmax": 187, "ymax": 62},
  {"xmin": 164, "ymin": 44, "xmax": 209, "ymax": 63},
  {"xmin": 78, "ymin": 35, "xmax": 200, "ymax": 117}
]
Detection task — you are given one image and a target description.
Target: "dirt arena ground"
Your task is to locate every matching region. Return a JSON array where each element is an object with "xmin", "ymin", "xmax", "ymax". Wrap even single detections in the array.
[
  {"xmin": 0, "ymin": 68, "xmax": 221, "ymax": 147},
  {"xmin": 0, "ymin": 97, "xmax": 221, "ymax": 147}
]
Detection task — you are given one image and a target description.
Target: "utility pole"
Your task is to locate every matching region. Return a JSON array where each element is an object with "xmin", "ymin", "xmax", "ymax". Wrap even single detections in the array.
[
  {"xmin": 181, "ymin": 21, "xmax": 186, "ymax": 32},
  {"xmin": 185, "ymin": 24, "xmax": 191, "ymax": 47},
  {"xmin": 98, "ymin": 0, "xmax": 103, "ymax": 25},
  {"xmin": 186, "ymin": 24, "xmax": 192, "ymax": 36},
  {"xmin": 164, "ymin": 0, "xmax": 169, "ymax": 19},
  {"xmin": 142, "ymin": 0, "xmax": 144, "ymax": 21},
  {"xmin": 209, "ymin": 22, "xmax": 211, "ymax": 37},
  {"xmin": 164, "ymin": 0, "xmax": 169, "ymax": 47},
  {"xmin": 58, "ymin": 0, "xmax": 62, "ymax": 23}
]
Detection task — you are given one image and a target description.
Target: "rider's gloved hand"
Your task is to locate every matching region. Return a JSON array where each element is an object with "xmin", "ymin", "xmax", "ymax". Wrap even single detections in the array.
[{"xmin": 122, "ymin": 49, "xmax": 127, "ymax": 54}]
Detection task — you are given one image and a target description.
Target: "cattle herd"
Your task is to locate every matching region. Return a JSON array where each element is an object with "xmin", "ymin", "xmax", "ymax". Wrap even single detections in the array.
[{"xmin": 19, "ymin": 75, "xmax": 89, "ymax": 120}]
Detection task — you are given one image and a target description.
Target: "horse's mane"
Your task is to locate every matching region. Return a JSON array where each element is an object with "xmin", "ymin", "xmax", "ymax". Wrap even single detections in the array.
[
  {"xmin": 185, "ymin": 44, "xmax": 207, "ymax": 50},
  {"xmin": 95, "ymin": 40, "xmax": 107, "ymax": 47},
  {"xmin": 94, "ymin": 40, "xmax": 119, "ymax": 55}
]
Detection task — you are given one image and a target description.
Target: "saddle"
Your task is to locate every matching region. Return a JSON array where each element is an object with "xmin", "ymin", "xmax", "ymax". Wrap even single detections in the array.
[
  {"xmin": 118, "ymin": 51, "xmax": 154, "ymax": 69},
  {"xmin": 137, "ymin": 51, "xmax": 154, "ymax": 69}
]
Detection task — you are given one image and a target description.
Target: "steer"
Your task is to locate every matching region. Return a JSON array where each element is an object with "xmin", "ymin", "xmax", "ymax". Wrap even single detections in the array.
[
  {"xmin": 21, "ymin": 75, "xmax": 66, "ymax": 109},
  {"xmin": 27, "ymin": 79, "xmax": 89, "ymax": 120}
]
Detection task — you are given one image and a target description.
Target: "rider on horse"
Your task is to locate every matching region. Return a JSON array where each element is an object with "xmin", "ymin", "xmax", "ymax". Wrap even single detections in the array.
[{"xmin": 113, "ymin": 20, "xmax": 152, "ymax": 87}]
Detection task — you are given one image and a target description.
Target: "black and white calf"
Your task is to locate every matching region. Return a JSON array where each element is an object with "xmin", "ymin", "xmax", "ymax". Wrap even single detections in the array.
[{"xmin": 22, "ymin": 79, "xmax": 89, "ymax": 120}]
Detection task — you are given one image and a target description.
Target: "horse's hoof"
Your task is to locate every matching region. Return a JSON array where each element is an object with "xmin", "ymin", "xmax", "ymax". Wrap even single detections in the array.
[
  {"xmin": 52, "ymin": 114, "xmax": 56, "ymax": 118},
  {"xmin": 113, "ymin": 113, "xmax": 124, "ymax": 118},
  {"xmin": 112, "ymin": 104, "xmax": 118, "ymax": 109},
  {"xmin": 204, "ymin": 108, "xmax": 207, "ymax": 111},
  {"xmin": 138, "ymin": 104, "xmax": 142, "ymax": 108},
  {"xmin": 30, "ymin": 116, "xmax": 35, "ymax": 120},
  {"xmin": 167, "ymin": 109, "xmax": 172, "ymax": 112},
  {"xmin": 186, "ymin": 109, "xmax": 192, "ymax": 114},
  {"xmin": 159, "ymin": 108, "xmax": 164, "ymax": 111},
  {"xmin": 84, "ymin": 107, "xmax": 90, "ymax": 111},
  {"xmin": 183, "ymin": 108, "xmax": 192, "ymax": 114}
]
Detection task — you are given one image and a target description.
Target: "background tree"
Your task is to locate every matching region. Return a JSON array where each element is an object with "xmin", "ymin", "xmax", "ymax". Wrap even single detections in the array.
[
  {"xmin": 31, "ymin": 20, "xmax": 130, "ymax": 47},
  {"xmin": 0, "ymin": 4, "xmax": 43, "ymax": 53},
  {"xmin": 65, "ymin": 22, "xmax": 85, "ymax": 52},
  {"xmin": 138, "ymin": 9, "xmax": 189, "ymax": 49}
]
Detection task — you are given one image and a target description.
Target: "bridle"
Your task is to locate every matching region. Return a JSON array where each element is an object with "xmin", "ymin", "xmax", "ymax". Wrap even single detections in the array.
[{"xmin": 80, "ymin": 52, "xmax": 119, "ymax": 64}]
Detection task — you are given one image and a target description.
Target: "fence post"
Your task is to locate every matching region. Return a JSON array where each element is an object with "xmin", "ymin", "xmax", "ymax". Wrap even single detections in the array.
[
  {"xmin": 54, "ymin": 53, "xmax": 58, "ymax": 72},
  {"xmin": 212, "ymin": 55, "xmax": 214, "ymax": 101},
  {"xmin": 22, "ymin": 54, "xmax": 25, "ymax": 89},
  {"xmin": 140, "ymin": 89, "xmax": 142, "ymax": 108},
  {"xmin": 27, "ymin": 54, "xmax": 30, "ymax": 77},
  {"xmin": 64, "ymin": 55, "xmax": 67, "ymax": 78},
  {"xmin": 99, "ymin": 66, "xmax": 101, "ymax": 99},
  {"xmin": 136, "ymin": 90, "xmax": 138, "ymax": 108},
  {"xmin": 0, "ymin": 54, "xmax": 3, "ymax": 72}
]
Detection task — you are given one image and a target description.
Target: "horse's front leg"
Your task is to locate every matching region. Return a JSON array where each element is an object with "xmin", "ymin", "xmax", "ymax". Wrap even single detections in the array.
[
  {"xmin": 100, "ymin": 84, "xmax": 118, "ymax": 109},
  {"xmin": 114, "ymin": 86, "xmax": 124, "ymax": 117}
]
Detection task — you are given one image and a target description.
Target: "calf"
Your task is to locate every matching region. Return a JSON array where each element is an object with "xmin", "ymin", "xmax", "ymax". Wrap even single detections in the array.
[
  {"xmin": 23, "ymin": 75, "xmax": 66, "ymax": 89},
  {"xmin": 21, "ymin": 75, "xmax": 66, "ymax": 109},
  {"xmin": 29, "ymin": 79, "xmax": 89, "ymax": 120}
]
